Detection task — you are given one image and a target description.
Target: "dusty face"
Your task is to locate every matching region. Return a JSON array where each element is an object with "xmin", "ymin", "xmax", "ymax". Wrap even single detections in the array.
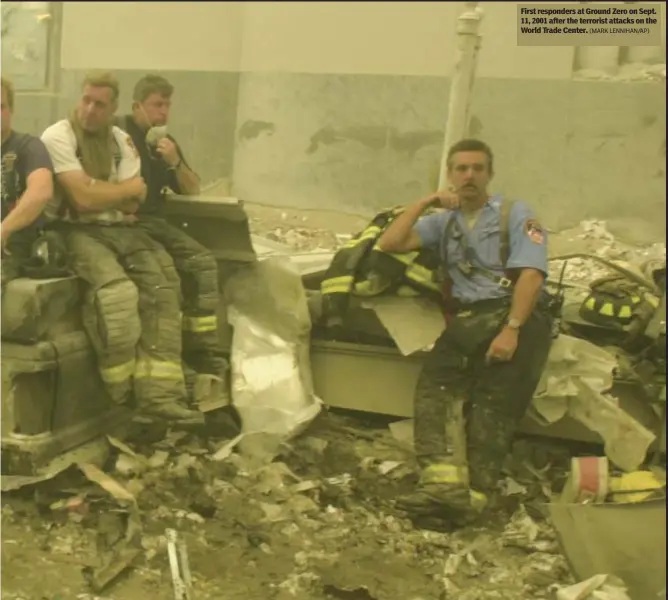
[
  {"xmin": 1, "ymin": 86, "xmax": 12, "ymax": 141},
  {"xmin": 76, "ymin": 84, "xmax": 117, "ymax": 133},
  {"xmin": 134, "ymin": 92, "xmax": 171, "ymax": 128},
  {"xmin": 448, "ymin": 150, "xmax": 493, "ymax": 205}
]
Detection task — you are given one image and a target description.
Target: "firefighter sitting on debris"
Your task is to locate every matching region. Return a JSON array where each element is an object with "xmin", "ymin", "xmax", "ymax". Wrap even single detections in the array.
[
  {"xmin": 40, "ymin": 70, "xmax": 202, "ymax": 427},
  {"xmin": 378, "ymin": 139, "xmax": 554, "ymax": 524},
  {"xmin": 1, "ymin": 76, "xmax": 55, "ymax": 287},
  {"xmin": 116, "ymin": 74, "xmax": 227, "ymax": 391}
]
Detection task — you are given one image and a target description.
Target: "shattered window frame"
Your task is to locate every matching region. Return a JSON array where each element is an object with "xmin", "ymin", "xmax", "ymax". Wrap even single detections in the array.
[{"xmin": 1, "ymin": 2, "xmax": 57, "ymax": 91}]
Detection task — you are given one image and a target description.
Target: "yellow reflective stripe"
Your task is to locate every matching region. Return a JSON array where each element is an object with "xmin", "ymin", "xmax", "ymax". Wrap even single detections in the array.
[
  {"xmin": 182, "ymin": 315, "xmax": 218, "ymax": 333},
  {"xmin": 377, "ymin": 248, "xmax": 419, "ymax": 265},
  {"xmin": 420, "ymin": 463, "xmax": 467, "ymax": 485},
  {"xmin": 343, "ymin": 226, "xmax": 382, "ymax": 248},
  {"xmin": 321, "ymin": 275, "xmax": 355, "ymax": 295},
  {"xmin": 100, "ymin": 360, "xmax": 135, "ymax": 384},
  {"xmin": 599, "ymin": 302, "xmax": 614, "ymax": 317},
  {"xmin": 405, "ymin": 264, "xmax": 439, "ymax": 291},
  {"xmin": 631, "ymin": 296, "xmax": 642, "ymax": 305},
  {"xmin": 618, "ymin": 305, "xmax": 633, "ymax": 319},
  {"xmin": 135, "ymin": 360, "xmax": 184, "ymax": 380},
  {"xmin": 584, "ymin": 297, "xmax": 596, "ymax": 310}
]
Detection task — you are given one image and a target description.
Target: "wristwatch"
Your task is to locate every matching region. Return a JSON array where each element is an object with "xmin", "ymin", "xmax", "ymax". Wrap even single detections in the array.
[{"xmin": 506, "ymin": 317, "xmax": 521, "ymax": 330}]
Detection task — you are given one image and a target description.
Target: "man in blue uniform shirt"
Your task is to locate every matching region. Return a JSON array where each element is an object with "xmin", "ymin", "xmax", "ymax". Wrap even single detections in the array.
[{"xmin": 378, "ymin": 138, "xmax": 553, "ymax": 524}]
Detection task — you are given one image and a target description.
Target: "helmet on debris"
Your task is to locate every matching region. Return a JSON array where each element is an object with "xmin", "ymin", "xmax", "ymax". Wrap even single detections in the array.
[
  {"xmin": 578, "ymin": 274, "xmax": 659, "ymax": 332},
  {"xmin": 22, "ymin": 230, "xmax": 70, "ymax": 279}
]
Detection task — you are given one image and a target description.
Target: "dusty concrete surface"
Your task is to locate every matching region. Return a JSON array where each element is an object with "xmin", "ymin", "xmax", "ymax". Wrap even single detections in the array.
[
  {"xmin": 1, "ymin": 411, "xmax": 575, "ymax": 600},
  {"xmin": 230, "ymin": 75, "xmax": 665, "ymax": 241}
]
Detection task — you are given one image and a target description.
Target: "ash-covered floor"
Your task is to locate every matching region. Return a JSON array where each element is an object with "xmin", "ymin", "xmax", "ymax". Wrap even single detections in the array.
[{"xmin": 1, "ymin": 410, "xmax": 577, "ymax": 600}]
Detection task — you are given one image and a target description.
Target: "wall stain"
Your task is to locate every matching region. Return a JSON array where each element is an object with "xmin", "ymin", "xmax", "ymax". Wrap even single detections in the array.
[
  {"xmin": 388, "ymin": 129, "xmax": 442, "ymax": 158},
  {"xmin": 307, "ymin": 125, "xmax": 442, "ymax": 156},
  {"xmin": 238, "ymin": 120, "xmax": 275, "ymax": 141},
  {"xmin": 306, "ymin": 125, "xmax": 388, "ymax": 154}
]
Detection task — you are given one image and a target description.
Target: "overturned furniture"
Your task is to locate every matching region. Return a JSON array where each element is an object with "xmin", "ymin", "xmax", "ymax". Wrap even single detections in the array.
[{"xmin": 0, "ymin": 196, "xmax": 256, "ymax": 476}]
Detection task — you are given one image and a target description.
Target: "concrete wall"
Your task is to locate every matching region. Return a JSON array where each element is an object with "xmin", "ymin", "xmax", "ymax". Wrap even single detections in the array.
[
  {"xmin": 8, "ymin": 1, "xmax": 666, "ymax": 241},
  {"xmin": 232, "ymin": 2, "xmax": 665, "ymax": 239}
]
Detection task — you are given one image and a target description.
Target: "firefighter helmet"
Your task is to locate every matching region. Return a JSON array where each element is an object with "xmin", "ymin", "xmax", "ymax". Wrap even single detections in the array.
[{"xmin": 578, "ymin": 273, "xmax": 659, "ymax": 330}]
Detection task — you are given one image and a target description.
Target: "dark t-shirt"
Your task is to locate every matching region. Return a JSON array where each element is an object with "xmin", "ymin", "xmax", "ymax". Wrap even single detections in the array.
[
  {"xmin": 118, "ymin": 115, "xmax": 193, "ymax": 216},
  {"xmin": 1, "ymin": 131, "xmax": 54, "ymax": 221}
]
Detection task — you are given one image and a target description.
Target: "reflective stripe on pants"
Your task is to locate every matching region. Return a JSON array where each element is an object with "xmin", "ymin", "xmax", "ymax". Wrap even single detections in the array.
[
  {"xmin": 182, "ymin": 314, "xmax": 218, "ymax": 334},
  {"xmin": 135, "ymin": 359, "xmax": 184, "ymax": 381},
  {"xmin": 100, "ymin": 359, "xmax": 136, "ymax": 385}
]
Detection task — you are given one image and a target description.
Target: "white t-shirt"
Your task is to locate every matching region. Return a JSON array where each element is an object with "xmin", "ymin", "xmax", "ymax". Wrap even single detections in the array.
[{"xmin": 40, "ymin": 119, "xmax": 140, "ymax": 224}]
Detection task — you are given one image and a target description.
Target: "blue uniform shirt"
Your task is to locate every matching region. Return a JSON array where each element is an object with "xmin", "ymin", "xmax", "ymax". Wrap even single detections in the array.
[{"xmin": 414, "ymin": 194, "xmax": 548, "ymax": 304}]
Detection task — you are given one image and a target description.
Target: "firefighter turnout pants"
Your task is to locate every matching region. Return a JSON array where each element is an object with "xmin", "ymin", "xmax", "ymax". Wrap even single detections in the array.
[
  {"xmin": 136, "ymin": 216, "xmax": 225, "ymax": 377},
  {"xmin": 64, "ymin": 223, "xmax": 187, "ymax": 410},
  {"xmin": 414, "ymin": 301, "xmax": 553, "ymax": 497}
]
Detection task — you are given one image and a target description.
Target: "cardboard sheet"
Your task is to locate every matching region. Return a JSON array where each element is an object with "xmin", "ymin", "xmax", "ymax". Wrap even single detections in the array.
[{"xmin": 548, "ymin": 499, "xmax": 666, "ymax": 600}]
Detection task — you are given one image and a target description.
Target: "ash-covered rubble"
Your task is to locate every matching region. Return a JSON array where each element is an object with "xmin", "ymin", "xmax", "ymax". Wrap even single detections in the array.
[
  {"xmin": 1, "ymin": 416, "xmax": 577, "ymax": 600},
  {"xmin": 249, "ymin": 211, "xmax": 346, "ymax": 253},
  {"xmin": 548, "ymin": 219, "xmax": 665, "ymax": 295}
]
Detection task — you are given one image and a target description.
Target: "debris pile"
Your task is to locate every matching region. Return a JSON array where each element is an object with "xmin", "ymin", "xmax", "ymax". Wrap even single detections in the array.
[
  {"xmin": 1, "ymin": 420, "xmax": 583, "ymax": 599},
  {"xmin": 549, "ymin": 219, "xmax": 666, "ymax": 288},
  {"xmin": 264, "ymin": 225, "xmax": 341, "ymax": 252}
]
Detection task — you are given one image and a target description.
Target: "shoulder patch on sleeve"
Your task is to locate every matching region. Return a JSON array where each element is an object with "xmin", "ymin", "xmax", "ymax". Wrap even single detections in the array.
[
  {"xmin": 524, "ymin": 218, "xmax": 544, "ymax": 244},
  {"xmin": 125, "ymin": 135, "xmax": 139, "ymax": 158}
]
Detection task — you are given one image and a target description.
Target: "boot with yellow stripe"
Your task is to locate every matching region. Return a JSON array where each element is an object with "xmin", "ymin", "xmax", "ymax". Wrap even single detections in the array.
[{"xmin": 395, "ymin": 463, "xmax": 488, "ymax": 523}]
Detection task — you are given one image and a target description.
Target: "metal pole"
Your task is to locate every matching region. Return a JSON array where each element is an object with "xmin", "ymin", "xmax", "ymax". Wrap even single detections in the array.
[{"xmin": 437, "ymin": 2, "xmax": 484, "ymax": 191}]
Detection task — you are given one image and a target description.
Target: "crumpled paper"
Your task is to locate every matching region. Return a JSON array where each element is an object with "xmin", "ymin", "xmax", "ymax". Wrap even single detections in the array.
[
  {"xmin": 531, "ymin": 335, "xmax": 655, "ymax": 472},
  {"xmin": 532, "ymin": 335, "xmax": 617, "ymax": 424}
]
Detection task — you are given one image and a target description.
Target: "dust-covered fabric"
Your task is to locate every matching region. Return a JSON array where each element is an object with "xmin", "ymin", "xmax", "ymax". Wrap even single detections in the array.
[
  {"xmin": 413, "ymin": 300, "xmax": 553, "ymax": 493},
  {"xmin": 62, "ymin": 223, "xmax": 188, "ymax": 410},
  {"xmin": 135, "ymin": 215, "xmax": 225, "ymax": 378}
]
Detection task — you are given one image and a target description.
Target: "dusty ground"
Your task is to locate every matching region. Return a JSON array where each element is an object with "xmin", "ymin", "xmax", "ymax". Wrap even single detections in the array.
[
  {"xmin": 2, "ymin": 204, "xmax": 663, "ymax": 600},
  {"xmin": 1, "ymin": 410, "xmax": 575, "ymax": 600}
]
